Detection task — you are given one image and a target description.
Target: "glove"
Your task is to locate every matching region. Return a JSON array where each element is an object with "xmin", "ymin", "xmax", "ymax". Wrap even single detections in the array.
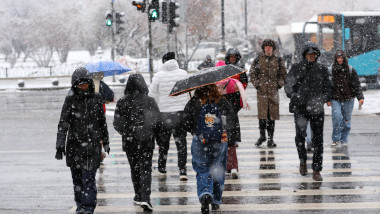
[
  {"xmin": 103, "ymin": 144, "xmax": 110, "ymax": 155},
  {"xmin": 55, "ymin": 147, "xmax": 65, "ymax": 160}
]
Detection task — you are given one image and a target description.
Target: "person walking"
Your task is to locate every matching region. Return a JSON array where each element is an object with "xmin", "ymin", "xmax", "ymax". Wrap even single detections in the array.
[
  {"xmin": 148, "ymin": 52, "xmax": 189, "ymax": 181},
  {"xmin": 183, "ymin": 84, "xmax": 237, "ymax": 213},
  {"xmin": 55, "ymin": 67, "xmax": 110, "ymax": 214},
  {"xmin": 249, "ymin": 39, "xmax": 287, "ymax": 148},
  {"xmin": 113, "ymin": 74, "xmax": 160, "ymax": 212},
  {"xmin": 285, "ymin": 42, "xmax": 333, "ymax": 181},
  {"xmin": 198, "ymin": 55, "xmax": 215, "ymax": 70},
  {"xmin": 223, "ymin": 48, "xmax": 249, "ymax": 179},
  {"xmin": 327, "ymin": 50, "xmax": 364, "ymax": 146}
]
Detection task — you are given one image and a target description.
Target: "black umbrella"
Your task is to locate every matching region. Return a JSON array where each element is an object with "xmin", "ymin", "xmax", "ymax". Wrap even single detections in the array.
[{"xmin": 169, "ymin": 64, "xmax": 246, "ymax": 96}]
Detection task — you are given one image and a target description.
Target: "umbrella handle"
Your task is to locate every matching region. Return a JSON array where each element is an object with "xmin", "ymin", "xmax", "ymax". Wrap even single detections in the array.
[{"xmin": 188, "ymin": 91, "xmax": 192, "ymax": 98}]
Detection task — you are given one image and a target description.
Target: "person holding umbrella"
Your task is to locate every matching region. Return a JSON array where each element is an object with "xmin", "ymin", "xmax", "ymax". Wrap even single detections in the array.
[
  {"xmin": 113, "ymin": 74, "xmax": 160, "ymax": 212},
  {"xmin": 148, "ymin": 52, "xmax": 189, "ymax": 181},
  {"xmin": 55, "ymin": 67, "xmax": 110, "ymax": 214},
  {"xmin": 170, "ymin": 64, "xmax": 243, "ymax": 213},
  {"xmin": 183, "ymin": 84, "xmax": 237, "ymax": 213}
]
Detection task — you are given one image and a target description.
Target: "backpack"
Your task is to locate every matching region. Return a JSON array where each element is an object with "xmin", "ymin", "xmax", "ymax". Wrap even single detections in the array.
[
  {"xmin": 130, "ymin": 104, "xmax": 158, "ymax": 142},
  {"xmin": 196, "ymin": 100, "xmax": 224, "ymax": 144}
]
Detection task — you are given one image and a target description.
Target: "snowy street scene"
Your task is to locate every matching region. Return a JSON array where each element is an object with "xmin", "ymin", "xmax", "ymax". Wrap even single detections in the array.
[{"xmin": 1, "ymin": 1, "xmax": 380, "ymax": 214}]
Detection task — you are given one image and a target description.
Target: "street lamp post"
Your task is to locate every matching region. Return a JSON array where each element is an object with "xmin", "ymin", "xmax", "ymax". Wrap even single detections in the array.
[
  {"xmin": 220, "ymin": 0, "xmax": 226, "ymax": 53},
  {"xmin": 110, "ymin": 0, "xmax": 116, "ymax": 82}
]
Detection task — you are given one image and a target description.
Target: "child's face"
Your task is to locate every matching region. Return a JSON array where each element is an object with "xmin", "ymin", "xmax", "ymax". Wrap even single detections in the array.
[{"xmin": 77, "ymin": 83, "xmax": 89, "ymax": 91}]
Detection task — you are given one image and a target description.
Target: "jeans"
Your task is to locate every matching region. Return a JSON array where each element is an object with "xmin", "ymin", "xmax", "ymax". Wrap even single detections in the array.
[
  {"xmin": 125, "ymin": 141, "xmax": 154, "ymax": 203},
  {"xmin": 70, "ymin": 168, "xmax": 97, "ymax": 213},
  {"xmin": 331, "ymin": 99, "xmax": 355, "ymax": 143},
  {"xmin": 191, "ymin": 135, "xmax": 227, "ymax": 205},
  {"xmin": 156, "ymin": 111, "xmax": 187, "ymax": 173},
  {"xmin": 293, "ymin": 108, "xmax": 324, "ymax": 171}
]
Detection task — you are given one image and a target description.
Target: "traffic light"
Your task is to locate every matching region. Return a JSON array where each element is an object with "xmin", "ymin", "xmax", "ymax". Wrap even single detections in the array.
[
  {"xmin": 105, "ymin": 10, "xmax": 113, "ymax": 26},
  {"xmin": 160, "ymin": 1, "xmax": 168, "ymax": 23},
  {"xmin": 115, "ymin": 11, "xmax": 125, "ymax": 34},
  {"xmin": 169, "ymin": 1, "xmax": 180, "ymax": 33},
  {"xmin": 149, "ymin": 0, "xmax": 159, "ymax": 22},
  {"xmin": 132, "ymin": 0, "xmax": 146, "ymax": 12}
]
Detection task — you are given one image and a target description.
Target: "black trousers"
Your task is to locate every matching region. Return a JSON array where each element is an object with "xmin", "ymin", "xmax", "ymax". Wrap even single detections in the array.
[
  {"xmin": 125, "ymin": 142, "xmax": 154, "ymax": 203},
  {"xmin": 259, "ymin": 108, "xmax": 275, "ymax": 137},
  {"xmin": 156, "ymin": 111, "xmax": 187, "ymax": 173},
  {"xmin": 293, "ymin": 108, "xmax": 324, "ymax": 171},
  {"xmin": 70, "ymin": 168, "xmax": 97, "ymax": 213},
  {"xmin": 224, "ymin": 92, "xmax": 242, "ymax": 143}
]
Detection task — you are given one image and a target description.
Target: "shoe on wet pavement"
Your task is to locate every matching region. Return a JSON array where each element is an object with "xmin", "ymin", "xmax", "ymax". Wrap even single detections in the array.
[{"xmin": 313, "ymin": 170, "xmax": 323, "ymax": 181}]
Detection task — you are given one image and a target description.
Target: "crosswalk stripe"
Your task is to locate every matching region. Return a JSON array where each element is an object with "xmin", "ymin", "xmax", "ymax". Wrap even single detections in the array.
[
  {"xmin": 100, "ymin": 159, "xmax": 356, "ymax": 168},
  {"xmin": 73, "ymin": 202, "xmax": 380, "ymax": 213},
  {"xmin": 96, "ymin": 188, "xmax": 380, "ymax": 199}
]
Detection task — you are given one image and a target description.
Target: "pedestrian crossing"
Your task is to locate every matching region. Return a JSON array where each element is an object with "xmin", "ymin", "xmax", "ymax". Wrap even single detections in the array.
[{"xmin": 70, "ymin": 116, "xmax": 380, "ymax": 213}]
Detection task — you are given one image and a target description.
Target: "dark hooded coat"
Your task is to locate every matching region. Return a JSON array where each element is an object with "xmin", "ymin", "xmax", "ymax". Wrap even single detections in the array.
[
  {"xmin": 56, "ymin": 68, "xmax": 109, "ymax": 170},
  {"xmin": 249, "ymin": 51, "xmax": 287, "ymax": 120},
  {"xmin": 113, "ymin": 74, "xmax": 160, "ymax": 151},
  {"xmin": 285, "ymin": 42, "xmax": 333, "ymax": 115}
]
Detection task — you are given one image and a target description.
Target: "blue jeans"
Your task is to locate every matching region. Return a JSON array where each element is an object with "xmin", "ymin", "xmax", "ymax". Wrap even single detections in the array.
[
  {"xmin": 331, "ymin": 99, "xmax": 355, "ymax": 143},
  {"xmin": 70, "ymin": 168, "xmax": 97, "ymax": 213},
  {"xmin": 191, "ymin": 136, "xmax": 227, "ymax": 205}
]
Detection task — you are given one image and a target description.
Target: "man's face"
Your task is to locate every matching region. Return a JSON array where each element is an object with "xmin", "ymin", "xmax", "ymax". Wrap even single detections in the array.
[
  {"xmin": 77, "ymin": 83, "xmax": 89, "ymax": 91},
  {"xmin": 229, "ymin": 55, "xmax": 237, "ymax": 64},
  {"xmin": 336, "ymin": 56, "xmax": 344, "ymax": 65},
  {"xmin": 305, "ymin": 53, "xmax": 317, "ymax": 62},
  {"xmin": 264, "ymin": 46, "xmax": 273, "ymax": 56}
]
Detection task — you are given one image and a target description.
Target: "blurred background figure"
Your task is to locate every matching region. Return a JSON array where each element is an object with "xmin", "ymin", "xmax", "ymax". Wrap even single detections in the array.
[{"xmin": 198, "ymin": 55, "xmax": 215, "ymax": 70}]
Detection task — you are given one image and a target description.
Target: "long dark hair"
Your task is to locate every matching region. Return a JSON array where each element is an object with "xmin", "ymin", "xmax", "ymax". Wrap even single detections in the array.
[
  {"xmin": 194, "ymin": 84, "xmax": 221, "ymax": 104},
  {"xmin": 332, "ymin": 50, "xmax": 349, "ymax": 71}
]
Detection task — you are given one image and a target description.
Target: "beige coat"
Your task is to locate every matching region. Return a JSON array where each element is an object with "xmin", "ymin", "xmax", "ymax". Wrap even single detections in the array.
[{"xmin": 249, "ymin": 53, "xmax": 287, "ymax": 120}]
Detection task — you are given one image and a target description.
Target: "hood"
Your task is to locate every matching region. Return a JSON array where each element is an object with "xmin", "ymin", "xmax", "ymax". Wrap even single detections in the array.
[
  {"xmin": 161, "ymin": 59, "xmax": 180, "ymax": 72},
  {"xmin": 215, "ymin": 60, "xmax": 226, "ymax": 67},
  {"xmin": 71, "ymin": 67, "xmax": 95, "ymax": 95},
  {"xmin": 302, "ymin": 42, "xmax": 321, "ymax": 60},
  {"xmin": 124, "ymin": 73, "xmax": 149, "ymax": 95},
  {"xmin": 225, "ymin": 48, "xmax": 242, "ymax": 65}
]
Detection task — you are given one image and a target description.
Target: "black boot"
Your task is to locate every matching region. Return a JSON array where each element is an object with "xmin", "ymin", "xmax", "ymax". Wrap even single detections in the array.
[
  {"xmin": 255, "ymin": 130, "xmax": 266, "ymax": 147},
  {"xmin": 267, "ymin": 136, "xmax": 277, "ymax": 148},
  {"xmin": 201, "ymin": 194, "xmax": 212, "ymax": 214}
]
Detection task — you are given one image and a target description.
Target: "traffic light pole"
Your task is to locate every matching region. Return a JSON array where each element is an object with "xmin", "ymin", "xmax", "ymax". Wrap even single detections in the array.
[
  {"xmin": 111, "ymin": 1, "xmax": 116, "ymax": 82},
  {"xmin": 220, "ymin": 0, "xmax": 226, "ymax": 53},
  {"xmin": 148, "ymin": 5, "xmax": 154, "ymax": 82}
]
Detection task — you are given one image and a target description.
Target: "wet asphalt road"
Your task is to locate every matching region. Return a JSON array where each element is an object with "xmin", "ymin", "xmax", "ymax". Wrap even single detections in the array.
[{"xmin": 1, "ymin": 86, "xmax": 380, "ymax": 214}]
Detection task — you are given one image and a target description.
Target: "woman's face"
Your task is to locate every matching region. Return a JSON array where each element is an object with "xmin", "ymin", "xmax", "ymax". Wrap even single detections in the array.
[{"xmin": 337, "ymin": 56, "xmax": 344, "ymax": 65}]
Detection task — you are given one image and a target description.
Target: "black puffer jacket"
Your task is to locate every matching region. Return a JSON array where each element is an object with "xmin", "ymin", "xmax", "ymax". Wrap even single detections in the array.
[
  {"xmin": 183, "ymin": 95, "xmax": 238, "ymax": 146},
  {"xmin": 285, "ymin": 42, "xmax": 333, "ymax": 115},
  {"xmin": 113, "ymin": 74, "xmax": 160, "ymax": 151},
  {"xmin": 56, "ymin": 68, "xmax": 109, "ymax": 170}
]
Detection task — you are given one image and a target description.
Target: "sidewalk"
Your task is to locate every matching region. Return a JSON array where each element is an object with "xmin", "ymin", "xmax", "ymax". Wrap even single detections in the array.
[{"xmin": 1, "ymin": 73, "xmax": 379, "ymax": 116}]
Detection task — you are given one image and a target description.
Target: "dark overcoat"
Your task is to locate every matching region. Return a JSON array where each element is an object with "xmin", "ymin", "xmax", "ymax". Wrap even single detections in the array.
[{"xmin": 249, "ymin": 52, "xmax": 287, "ymax": 120}]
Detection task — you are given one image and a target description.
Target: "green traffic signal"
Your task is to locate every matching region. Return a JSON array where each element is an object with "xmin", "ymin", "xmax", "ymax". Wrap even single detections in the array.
[
  {"xmin": 151, "ymin": 10, "xmax": 158, "ymax": 19},
  {"xmin": 106, "ymin": 19, "xmax": 112, "ymax": 26}
]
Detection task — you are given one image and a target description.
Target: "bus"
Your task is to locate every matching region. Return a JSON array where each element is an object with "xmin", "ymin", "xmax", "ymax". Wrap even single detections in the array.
[{"xmin": 303, "ymin": 11, "xmax": 380, "ymax": 84}]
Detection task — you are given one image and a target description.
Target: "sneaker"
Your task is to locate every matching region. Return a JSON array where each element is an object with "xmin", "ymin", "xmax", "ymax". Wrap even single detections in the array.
[
  {"xmin": 180, "ymin": 173, "xmax": 188, "ymax": 181},
  {"xmin": 340, "ymin": 141, "xmax": 348, "ymax": 146},
  {"xmin": 231, "ymin": 169, "xmax": 239, "ymax": 179},
  {"xmin": 141, "ymin": 201, "xmax": 154, "ymax": 212},
  {"xmin": 211, "ymin": 204, "xmax": 220, "ymax": 211},
  {"xmin": 153, "ymin": 166, "xmax": 167, "ymax": 176},
  {"xmin": 133, "ymin": 195, "xmax": 142, "ymax": 206},
  {"xmin": 331, "ymin": 141, "xmax": 339, "ymax": 147},
  {"xmin": 201, "ymin": 194, "xmax": 212, "ymax": 214}
]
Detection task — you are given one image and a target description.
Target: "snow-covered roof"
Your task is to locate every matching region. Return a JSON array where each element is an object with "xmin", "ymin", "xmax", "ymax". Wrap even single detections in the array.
[
  {"xmin": 340, "ymin": 11, "xmax": 380, "ymax": 16},
  {"xmin": 291, "ymin": 22, "xmax": 318, "ymax": 34}
]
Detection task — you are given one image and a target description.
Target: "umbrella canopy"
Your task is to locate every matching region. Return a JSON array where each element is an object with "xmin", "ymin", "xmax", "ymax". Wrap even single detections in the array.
[
  {"xmin": 84, "ymin": 61, "xmax": 132, "ymax": 77},
  {"xmin": 169, "ymin": 64, "xmax": 246, "ymax": 96}
]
